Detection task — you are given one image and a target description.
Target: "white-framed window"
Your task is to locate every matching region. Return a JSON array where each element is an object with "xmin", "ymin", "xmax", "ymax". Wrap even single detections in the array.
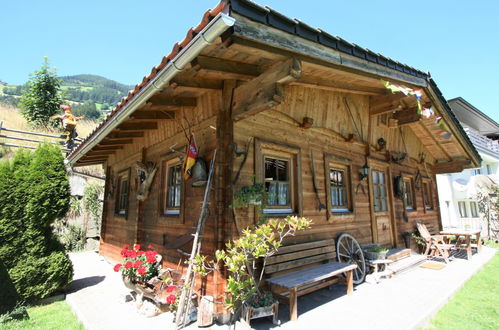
[
  {"xmin": 470, "ymin": 201, "xmax": 479, "ymax": 218},
  {"xmin": 255, "ymin": 139, "xmax": 300, "ymax": 216},
  {"xmin": 458, "ymin": 201, "xmax": 468, "ymax": 218},
  {"xmin": 403, "ymin": 178, "xmax": 416, "ymax": 210},
  {"xmin": 329, "ymin": 165, "xmax": 351, "ymax": 213}
]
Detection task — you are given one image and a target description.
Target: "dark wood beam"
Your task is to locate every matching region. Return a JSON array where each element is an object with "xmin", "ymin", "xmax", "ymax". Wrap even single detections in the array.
[
  {"xmin": 191, "ymin": 55, "xmax": 260, "ymax": 81},
  {"xmin": 129, "ymin": 111, "xmax": 175, "ymax": 120},
  {"xmin": 92, "ymin": 145, "xmax": 123, "ymax": 151},
  {"xmin": 75, "ymin": 160, "xmax": 106, "ymax": 166},
  {"xmin": 86, "ymin": 150, "xmax": 116, "ymax": 157},
  {"xmin": 233, "ymin": 58, "xmax": 301, "ymax": 121},
  {"xmin": 80, "ymin": 156, "xmax": 108, "ymax": 162},
  {"xmin": 99, "ymin": 139, "xmax": 134, "ymax": 145},
  {"xmin": 146, "ymin": 96, "xmax": 197, "ymax": 109},
  {"xmin": 117, "ymin": 122, "xmax": 158, "ymax": 131},
  {"xmin": 107, "ymin": 131, "xmax": 145, "ymax": 139},
  {"xmin": 170, "ymin": 76, "xmax": 223, "ymax": 91},
  {"xmin": 433, "ymin": 160, "xmax": 471, "ymax": 174},
  {"xmin": 393, "ymin": 107, "xmax": 420, "ymax": 126},
  {"xmin": 292, "ymin": 76, "xmax": 386, "ymax": 96}
]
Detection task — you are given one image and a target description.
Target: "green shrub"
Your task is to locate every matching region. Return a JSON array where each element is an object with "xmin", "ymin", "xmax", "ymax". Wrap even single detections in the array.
[
  {"xmin": 9, "ymin": 252, "xmax": 73, "ymax": 301},
  {"xmin": 0, "ymin": 144, "xmax": 73, "ymax": 306}
]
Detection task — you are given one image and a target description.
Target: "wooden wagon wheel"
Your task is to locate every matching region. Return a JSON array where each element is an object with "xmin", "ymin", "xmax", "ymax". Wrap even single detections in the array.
[{"xmin": 336, "ymin": 233, "xmax": 366, "ymax": 284}]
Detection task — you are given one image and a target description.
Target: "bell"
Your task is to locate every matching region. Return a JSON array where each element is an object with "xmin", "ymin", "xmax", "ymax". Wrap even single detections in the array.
[{"xmin": 191, "ymin": 158, "xmax": 208, "ymax": 187}]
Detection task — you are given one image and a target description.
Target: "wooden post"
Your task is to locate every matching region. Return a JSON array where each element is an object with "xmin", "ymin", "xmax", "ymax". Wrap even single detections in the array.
[
  {"xmin": 346, "ymin": 270, "xmax": 353, "ymax": 295},
  {"xmin": 289, "ymin": 288, "xmax": 298, "ymax": 321},
  {"xmin": 135, "ymin": 148, "xmax": 147, "ymax": 244},
  {"xmin": 100, "ymin": 165, "xmax": 111, "ymax": 243}
]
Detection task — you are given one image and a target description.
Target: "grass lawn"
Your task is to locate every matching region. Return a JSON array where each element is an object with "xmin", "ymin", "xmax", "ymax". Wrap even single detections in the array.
[
  {"xmin": 1, "ymin": 300, "xmax": 84, "ymax": 330},
  {"xmin": 428, "ymin": 251, "xmax": 498, "ymax": 329}
]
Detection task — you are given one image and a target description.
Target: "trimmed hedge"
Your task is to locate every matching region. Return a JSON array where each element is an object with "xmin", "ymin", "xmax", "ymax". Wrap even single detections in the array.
[{"xmin": 0, "ymin": 144, "xmax": 73, "ymax": 307}]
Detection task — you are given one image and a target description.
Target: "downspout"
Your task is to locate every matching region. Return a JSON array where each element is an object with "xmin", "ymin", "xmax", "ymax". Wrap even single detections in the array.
[{"xmin": 68, "ymin": 13, "xmax": 235, "ymax": 166}]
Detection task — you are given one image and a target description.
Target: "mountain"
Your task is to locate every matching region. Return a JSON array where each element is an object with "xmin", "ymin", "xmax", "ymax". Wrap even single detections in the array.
[{"xmin": 0, "ymin": 74, "xmax": 133, "ymax": 119}]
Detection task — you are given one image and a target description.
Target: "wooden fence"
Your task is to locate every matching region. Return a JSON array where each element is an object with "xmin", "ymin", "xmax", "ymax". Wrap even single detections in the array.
[{"xmin": 0, "ymin": 120, "xmax": 83, "ymax": 154}]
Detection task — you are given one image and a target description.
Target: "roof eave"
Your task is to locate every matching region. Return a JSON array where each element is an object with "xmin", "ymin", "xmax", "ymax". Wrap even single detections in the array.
[{"xmin": 67, "ymin": 13, "xmax": 235, "ymax": 166}]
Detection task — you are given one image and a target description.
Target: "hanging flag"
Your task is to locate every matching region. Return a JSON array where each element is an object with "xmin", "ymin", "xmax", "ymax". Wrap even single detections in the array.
[{"xmin": 183, "ymin": 134, "xmax": 198, "ymax": 180}]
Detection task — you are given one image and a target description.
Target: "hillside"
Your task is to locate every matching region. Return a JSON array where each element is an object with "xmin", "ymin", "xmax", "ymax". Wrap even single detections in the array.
[{"xmin": 0, "ymin": 74, "xmax": 132, "ymax": 119}]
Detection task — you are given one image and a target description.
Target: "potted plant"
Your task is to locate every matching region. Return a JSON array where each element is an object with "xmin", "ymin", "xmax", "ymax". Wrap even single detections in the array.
[
  {"xmin": 231, "ymin": 183, "xmax": 266, "ymax": 208},
  {"xmin": 195, "ymin": 216, "xmax": 311, "ymax": 325},
  {"xmin": 364, "ymin": 245, "xmax": 389, "ymax": 260},
  {"xmin": 114, "ymin": 244, "xmax": 162, "ymax": 287},
  {"xmin": 242, "ymin": 292, "xmax": 279, "ymax": 325},
  {"xmin": 402, "ymin": 232, "xmax": 412, "ymax": 249}
]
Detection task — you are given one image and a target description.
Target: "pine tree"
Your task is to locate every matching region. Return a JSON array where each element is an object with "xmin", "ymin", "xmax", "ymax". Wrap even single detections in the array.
[{"xmin": 19, "ymin": 57, "xmax": 62, "ymax": 127}]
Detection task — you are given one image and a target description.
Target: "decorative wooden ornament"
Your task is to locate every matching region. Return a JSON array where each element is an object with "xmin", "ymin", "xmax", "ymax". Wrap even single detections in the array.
[{"xmin": 135, "ymin": 161, "xmax": 157, "ymax": 201}]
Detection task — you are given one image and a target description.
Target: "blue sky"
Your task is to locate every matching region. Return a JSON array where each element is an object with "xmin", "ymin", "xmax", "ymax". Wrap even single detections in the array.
[{"xmin": 1, "ymin": 0, "xmax": 497, "ymax": 121}]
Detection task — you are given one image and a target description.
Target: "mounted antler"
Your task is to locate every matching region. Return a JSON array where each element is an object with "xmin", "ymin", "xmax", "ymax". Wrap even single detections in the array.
[{"xmin": 135, "ymin": 161, "xmax": 157, "ymax": 201}]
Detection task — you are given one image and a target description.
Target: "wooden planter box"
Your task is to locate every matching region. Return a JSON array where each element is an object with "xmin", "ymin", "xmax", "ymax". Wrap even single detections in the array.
[
  {"xmin": 364, "ymin": 251, "xmax": 387, "ymax": 260},
  {"xmin": 243, "ymin": 302, "xmax": 279, "ymax": 325}
]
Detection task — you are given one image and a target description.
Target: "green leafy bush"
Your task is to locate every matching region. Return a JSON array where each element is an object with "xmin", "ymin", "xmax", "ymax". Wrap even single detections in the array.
[{"xmin": 0, "ymin": 144, "xmax": 73, "ymax": 306}]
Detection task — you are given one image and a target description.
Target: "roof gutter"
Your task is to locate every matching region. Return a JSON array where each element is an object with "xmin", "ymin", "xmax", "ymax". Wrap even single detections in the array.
[{"xmin": 68, "ymin": 12, "xmax": 235, "ymax": 166}]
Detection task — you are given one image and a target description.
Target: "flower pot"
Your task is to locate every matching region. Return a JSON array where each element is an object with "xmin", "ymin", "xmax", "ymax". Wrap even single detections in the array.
[
  {"xmin": 364, "ymin": 251, "xmax": 387, "ymax": 260},
  {"xmin": 403, "ymin": 235, "xmax": 411, "ymax": 249},
  {"xmin": 243, "ymin": 302, "xmax": 279, "ymax": 325}
]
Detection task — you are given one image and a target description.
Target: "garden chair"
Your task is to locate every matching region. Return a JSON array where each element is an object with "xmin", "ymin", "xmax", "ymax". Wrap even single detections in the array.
[{"xmin": 416, "ymin": 222, "xmax": 455, "ymax": 263}]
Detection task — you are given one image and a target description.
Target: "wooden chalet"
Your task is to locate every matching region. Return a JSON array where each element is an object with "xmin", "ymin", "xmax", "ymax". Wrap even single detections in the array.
[{"xmin": 68, "ymin": 0, "xmax": 481, "ymax": 312}]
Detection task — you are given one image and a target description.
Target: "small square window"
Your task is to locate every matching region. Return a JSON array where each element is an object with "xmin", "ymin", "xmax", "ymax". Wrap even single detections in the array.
[{"xmin": 115, "ymin": 169, "xmax": 130, "ymax": 217}]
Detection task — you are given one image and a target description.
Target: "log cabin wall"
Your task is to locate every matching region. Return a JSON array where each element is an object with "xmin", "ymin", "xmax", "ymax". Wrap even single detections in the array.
[
  {"xmin": 100, "ymin": 91, "xmax": 223, "ymax": 299},
  {"xmin": 233, "ymin": 84, "xmax": 442, "ymax": 249}
]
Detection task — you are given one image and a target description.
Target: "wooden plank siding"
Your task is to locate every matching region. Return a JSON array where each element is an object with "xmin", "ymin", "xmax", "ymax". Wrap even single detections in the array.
[{"xmin": 98, "ymin": 77, "xmax": 443, "ymax": 313}]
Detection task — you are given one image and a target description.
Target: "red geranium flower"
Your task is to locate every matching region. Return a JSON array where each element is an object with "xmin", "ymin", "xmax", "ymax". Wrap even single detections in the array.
[
  {"xmin": 133, "ymin": 260, "xmax": 143, "ymax": 268},
  {"xmin": 153, "ymin": 250, "xmax": 158, "ymax": 256},
  {"xmin": 166, "ymin": 294, "xmax": 176, "ymax": 305},
  {"xmin": 124, "ymin": 261, "xmax": 133, "ymax": 269},
  {"xmin": 137, "ymin": 250, "xmax": 145, "ymax": 256},
  {"xmin": 127, "ymin": 250, "xmax": 137, "ymax": 259},
  {"xmin": 146, "ymin": 256, "xmax": 156, "ymax": 264},
  {"xmin": 120, "ymin": 249, "xmax": 127, "ymax": 257},
  {"xmin": 113, "ymin": 264, "xmax": 122, "ymax": 272},
  {"xmin": 137, "ymin": 266, "xmax": 147, "ymax": 275},
  {"xmin": 147, "ymin": 244, "xmax": 153, "ymax": 249},
  {"xmin": 122, "ymin": 244, "xmax": 129, "ymax": 249},
  {"xmin": 166, "ymin": 285, "xmax": 176, "ymax": 293},
  {"xmin": 133, "ymin": 244, "xmax": 141, "ymax": 251}
]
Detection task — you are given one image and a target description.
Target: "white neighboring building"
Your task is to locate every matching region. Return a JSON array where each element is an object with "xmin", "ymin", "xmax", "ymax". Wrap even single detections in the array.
[{"xmin": 437, "ymin": 97, "xmax": 498, "ymax": 237}]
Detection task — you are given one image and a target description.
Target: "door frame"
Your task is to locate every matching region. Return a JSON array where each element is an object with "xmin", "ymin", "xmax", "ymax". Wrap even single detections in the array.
[{"xmin": 367, "ymin": 158, "xmax": 398, "ymax": 246}]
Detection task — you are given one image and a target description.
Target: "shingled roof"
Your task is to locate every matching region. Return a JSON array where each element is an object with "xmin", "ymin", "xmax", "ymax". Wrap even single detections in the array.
[{"xmin": 69, "ymin": 0, "xmax": 480, "ymax": 166}]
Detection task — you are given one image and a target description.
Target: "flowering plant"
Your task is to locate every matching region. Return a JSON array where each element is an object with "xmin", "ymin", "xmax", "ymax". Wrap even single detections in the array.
[
  {"xmin": 114, "ymin": 244, "xmax": 161, "ymax": 283},
  {"xmin": 161, "ymin": 284, "xmax": 181, "ymax": 311},
  {"xmin": 246, "ymin": 292, "xmax": 276, "ymax": 308}
]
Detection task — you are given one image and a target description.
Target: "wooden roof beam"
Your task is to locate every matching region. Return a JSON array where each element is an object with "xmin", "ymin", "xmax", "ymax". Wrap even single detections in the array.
[
  {"xmin": 370, "ymin": 93, "xmax": 410, "ymax": 116},
  {"xmin": 393, "ymin": 107, "xmax": 420, "ymax": 126},
  {"xmin": 129, "ymin": 111, "xmax": 175, "ymax": 120},
  {"xmin": 146, "ymin": 96, "xmax": 197, "ymax": 110},
  {"xmin": 99, "ymin": 139, "xmax": 134, "ymax": 145},
  {"xmin": 433, "ymin": 160, "xmax": 471, "ymax": 174},
  {"xmin": 170, "ymin": 76, "xmax": 223, "ymax": 91},
  {"xmin": 233, "ymin": 57, "xmax": 302, "ymax": 121},
  {"xmin": 107, "ymin": 131, "xmax": 144, "ymax": 139},
  {"xmin": 417, "ymin": 122, "xmax": 453, "ymax": 161},
  {"xmin": 291, "ymin": 76, "xmax": 386, "ymax": 96},
  {"xmin": 191, "ymin": 55, "xmax": 261, "ymax": 81},
  {"xmin": 86, "ymin": 150, "xmax": 116, "ymax": 156},
  {"xmin": 74, "ymin": 160, "xmax": 106, "ymax": 167},
  {"xmin": 92, "ymin": 145, "xmax": 123, "ymax": 151},
  {"xmin": 116, "ymin": 122, "xmax": 158, "ymax": 131}
]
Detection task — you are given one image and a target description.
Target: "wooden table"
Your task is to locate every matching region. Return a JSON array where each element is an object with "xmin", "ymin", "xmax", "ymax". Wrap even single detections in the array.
[{"xmin": 440, "ymin": 230, "xmax": 481, "ymax": 260}]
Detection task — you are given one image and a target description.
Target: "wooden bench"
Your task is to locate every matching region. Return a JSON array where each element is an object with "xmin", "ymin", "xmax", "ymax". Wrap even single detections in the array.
[{"xmin": 265, "ymin": 239, "xmax": 357, "ymax": 321}]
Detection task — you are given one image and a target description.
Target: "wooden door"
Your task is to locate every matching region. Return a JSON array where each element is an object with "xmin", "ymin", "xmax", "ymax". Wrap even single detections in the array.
[{"xmin": 369, "ymin": 164, "xmax": 395, "ymax": 246}]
